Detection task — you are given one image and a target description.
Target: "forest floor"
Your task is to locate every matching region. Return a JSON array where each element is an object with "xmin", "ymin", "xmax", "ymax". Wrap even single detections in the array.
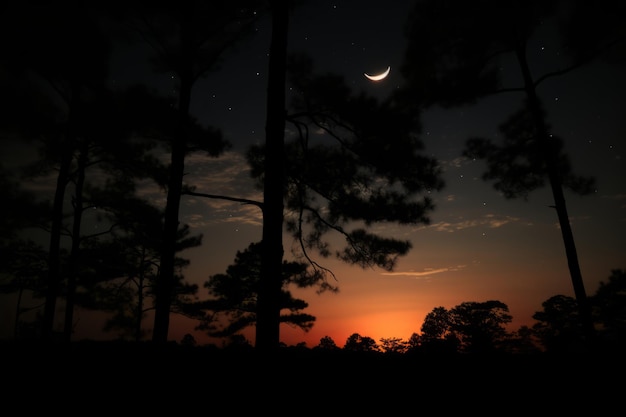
[{"xmin": 2, "ymin": 340, "xmax": 622, "ymax": 413}]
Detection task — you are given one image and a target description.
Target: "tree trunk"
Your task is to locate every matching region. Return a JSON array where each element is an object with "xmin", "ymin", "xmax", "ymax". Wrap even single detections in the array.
[
  {"xmin": 135, "ymin": 248, "xmax": 147, "ymax": 342},
  {"xmin": 516, "ymin": 46, "xmax": 596, "ymax": 347},
  {"xmin": 152, "ymin": 71, "xmax": 191, "ymax": 343},
  {"xmin": 62, "ymin": 142, "xmax": 88, "ymax": 342},
  {"xmin": 42, "ymin": 138, "xmax": 73, "ymax": 342},
  {"xmin": 255, "ymin": 0, "xmax": 288, "ymax": 352}
]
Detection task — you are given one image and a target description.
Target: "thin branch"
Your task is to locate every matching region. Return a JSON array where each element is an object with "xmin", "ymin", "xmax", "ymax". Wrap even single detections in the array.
[
  {"xmin": 294, "ymin": 185, "xmax": 337, "ymax": 282},
  {"xmin": 535, "ymin": 35, "xmax": 625, "ymax": 88},
  {"xmin": 534, "ymin": 62, "xmax": 586, "ymax": 88},
  {"xmin": 81, "ymin": 223, "xmax": 119, "ymax": 241},
  {"xmin": 182, "ymin": 190, "xmax": 263, "ymax": 210}
]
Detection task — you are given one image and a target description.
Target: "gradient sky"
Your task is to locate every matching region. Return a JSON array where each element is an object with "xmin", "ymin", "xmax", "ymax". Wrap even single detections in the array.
[
  {"xmin": 170, "ymin": 1, "xmax": 626, "ymax": 347},
  {"xmin": 3, "ymin": 1, "xmax": 625, "ymax": 348}
]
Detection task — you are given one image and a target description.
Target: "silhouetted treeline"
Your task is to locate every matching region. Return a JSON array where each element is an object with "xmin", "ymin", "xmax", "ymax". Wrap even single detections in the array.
[{"xmin": 191, "ymin": 268, "xmax": 625, "ymax": 354}]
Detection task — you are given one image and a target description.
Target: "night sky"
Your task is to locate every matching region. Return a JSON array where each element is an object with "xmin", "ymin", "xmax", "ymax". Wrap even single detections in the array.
[{"xmin": 2, "ymin": 0, "xmax": 625, "ymax": 347}]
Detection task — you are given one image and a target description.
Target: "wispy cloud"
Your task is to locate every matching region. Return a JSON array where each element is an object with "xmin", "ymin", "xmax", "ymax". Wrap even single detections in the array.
[
  {"xmin": 184, "ymin": 204, "xmax": 263, "ymax": 228},
  {"xmin": 444, "ymin": 156, "xmax": 467, "ymax": 169},
  {"xmin": 381, "ymin": 264, "xmax": 467, "ymax": 278},
  {"xmin": 428, "ymin": 213, "xmax": 520, "ymax": 232},
  {"xmin": 185, "ymin": 151, "xmax": 255, "ymax": 195}
]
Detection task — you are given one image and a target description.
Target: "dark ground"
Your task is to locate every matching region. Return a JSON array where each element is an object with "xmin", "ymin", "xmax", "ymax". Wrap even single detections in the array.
[{"xmin": 2, "ymin": 340, "xmax": 622, "ymax": 413}]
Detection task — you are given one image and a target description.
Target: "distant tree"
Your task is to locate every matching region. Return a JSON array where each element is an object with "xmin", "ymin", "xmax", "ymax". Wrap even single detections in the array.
[
  {"xmin": 343, "ymin": 333, "xmax": 379, "ymax": 353},
  {"xmin": 406, "ymin": 332, "xmax": 422, "ymax": 353},
  {"xmin": 532, "ymin": 294, "xmax": 583, "ymax": 353},
  {"xmin": 90, "ymin": 225, "xmax": 201, "ymax": 341},
  {"xmin": 421, "ymin": 307, "xmax": 452, "ymax": 341},
  {"xmin": 180, "ymin": 333, "xmax": 197, "ymax": 347},
  {"xmin": 193, "ymin": 241, "xmax": 320, "ymax": 340},
  {"xmin": 449, "ymin": 300, "xmax": 512, "ymax": 354},
  {"xmin": 533, "ymin": 269, "xmax": 626, "ymax": 353},
  {"xmin": 379, "ymin": 337, "xmax": 409, "ymax": 355},
  {"xmin": 291, "ymin": 341, "xmax": 308, "ymax": 350},
  {"xmin": 420, "ymin": 306, "xmax": 459, "ymax": 354},
  {"xmin": 223, "ymin": 334, "xmax": 254, "ymax": 352},
  {"xmin": 86, "ymin": 195, "xmax": 165, "ymax": 341},
  {"xmin": 399, "ymin": 0, "xmax": 625, "ymax": 348},
  {"xmin": 58, "ymin": 86, "xmax": 175, "ymax": 342},
  {"xmin": 315, "ymin": 335, "xmax": 340, "ymax": 351},
  {"xmin": 591, "ymin": 269, "xmax": 626, "ymax": 347},
  {"xmin": 500, "ymin": 325, "xmax": 542, "ymax": 354}
]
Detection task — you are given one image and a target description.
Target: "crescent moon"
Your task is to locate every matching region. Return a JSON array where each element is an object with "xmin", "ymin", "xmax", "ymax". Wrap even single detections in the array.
[{"xmin": 364, "ymin": 66, "xmax": 391, "ymax": 81}]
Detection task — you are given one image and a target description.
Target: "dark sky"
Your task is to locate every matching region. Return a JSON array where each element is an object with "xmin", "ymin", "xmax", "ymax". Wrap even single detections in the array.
[
  {"xmin": 2, "ymin": 0, "xmax": 625, "ymax": 347},
  {"xmin": 173, "ymin": 1, "xmax": 626, "ymax": 346}
]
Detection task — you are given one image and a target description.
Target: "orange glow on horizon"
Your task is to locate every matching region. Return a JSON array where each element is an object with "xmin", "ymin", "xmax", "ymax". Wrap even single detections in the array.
[{"xmin": 279, "ymin": 310, "xmax": 430, "ymax": 348}]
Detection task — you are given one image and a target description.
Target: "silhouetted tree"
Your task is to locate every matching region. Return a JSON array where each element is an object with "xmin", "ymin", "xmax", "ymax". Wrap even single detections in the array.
[
  {"xmin": 501, "ymin": 325, "xmax": 542, "ymax": 354},
  {"xmin": 254, "ymin": 0, "xmax": 290, "ymax": 352},
  {"xmin": 82, "ymin": 182, "xmax": 164, "ymax": 341},
  {"xmin": 58, "ymin": 86, "xmax": 172, "ymax": 342},
  {"xmin": 399, "ymin": 0, "xmax": 625, "ymax": 347},
  {"xmin": 69, "ymin": 191, "xmax": 198, "ymax": 341},
  {"xmin": 1, "ymin": 71, "xmax": 182, "ymax": 341},
  {"xmin": 180, "ymin": 333, "xmax": 197, "ymax": 347},
  {"xmin": 534, "ymin": 269, "xmax": 626, "ymax": 352},
  {"xmin": 379, "ymin": 337, "xmax": 409, "ymax": 354},
  {"xmin": 406, "ymin": 332, "xmax": 422, "ymax": 353},
  {"xmin": 421, "ymin": 306, "xmax": 452, "ymax": 341},
  {"xmin": 532, "ymin": 294, "xmax": 583, "ymax": 353},
  {"xmin": 449, "ymin": 300, "xmax": 512, "ymax": 354},
  {"xmin": 247, "ymin": 3, "xmax": 445, "ymax": 350},
  {"xmin": 420, "ymin": 306, "xmax": 459, "ymax": 354},
  {"xmin": 343, "ymin": 333, "xmax": 379, "ymax": 352},
  {"xmin": 315, "ymin": 335, "xmax": 340, "ymax": 351},
  {"xmin": 193, "ymin": 241, "xmax": 319, "ymax": 340},
  {"xmin": 112, "ymin": 1, "xmax": 263, "ymax": 343},
  {"xmin": 223, "ymin": 334, "xmax": 254, "ymax": 351},
  {"xmin": 1, "ymin": 1, "xmax": 117, "ymax": 340},
  {"xmin": 177, "ymin": 0, "xmax": 443, "ymax": 351},
  {"xmin": 80, "ymin": 85, "xmax": 219, "ymax": 341},
  {"xmin": 590, "ymin": 269, "xmax": 626, "ymax": 349},
  {"xmin": 2, "ymin": 75, "xmax": 204, "ymax": 341}
]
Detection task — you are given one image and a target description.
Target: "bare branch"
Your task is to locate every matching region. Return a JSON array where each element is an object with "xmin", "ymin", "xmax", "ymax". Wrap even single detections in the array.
[{"xmin": 182, "ymin": 190, "xmax": 263, "ymax": 210}]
